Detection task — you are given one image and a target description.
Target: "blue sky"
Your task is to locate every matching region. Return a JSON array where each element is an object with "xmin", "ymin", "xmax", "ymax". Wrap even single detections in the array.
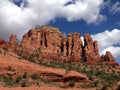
[
  {"xmin": 0, "ymin": 0, "xmax": 120, "ymax": 63},
  {"xmin": 48, "ymin": 0, "xmax": 120, "ymax": 36}
]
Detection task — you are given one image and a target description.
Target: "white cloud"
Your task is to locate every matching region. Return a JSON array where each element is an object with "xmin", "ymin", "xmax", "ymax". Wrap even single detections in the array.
[
  {"xmin": 0, "ymin": 0, "xmax": 104, "ymax": 39},
  {"xmin": 102, "ymin": 46, "xmax": 120, "ymax": 59},
  {"xmin": 81, "ymin": 36, "xmax": 84, "ymax": 46},
  {"xmin": 92, "ymin": 29, "xmax": 120, "ymax": 59}
]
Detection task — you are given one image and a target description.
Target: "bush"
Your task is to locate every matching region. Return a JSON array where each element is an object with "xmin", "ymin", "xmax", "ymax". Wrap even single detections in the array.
[
  {"xmin": 31, "ymin": 73, "xmax": 39, "ymax": 79},
  {"xmin": 88, "ymin": 75, "xmax": 94, "ymax": 81},
  {"xmin": 15, "ymin": 75, "xmax": 22, "ymax": 83},
  {"xmin": 21, "ymin": 81, "xmax": 26, "ymax": 87},
  {"xmin": 42, "ymin": 79, "xmax": 50, "ymax": 84},
  {"xmin": 4, "ymin": 77, "xmax": 13, "ymax": 86},
  {"xmin": 23, "ymin": 72, "xmax": 27, "ymax": 78},
  {"xmin": 69, "ymin": 80, "xmax": 75, "ymax": 87},
  {"xmin": 28, "ymin": 54, "xmax": 36, "ymax": 63}
]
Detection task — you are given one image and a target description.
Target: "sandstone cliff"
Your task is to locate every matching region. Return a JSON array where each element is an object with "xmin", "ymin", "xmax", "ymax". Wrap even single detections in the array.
[{"xmin": 0, "ymin": 26, "xmax": 118, "ymax": 65}]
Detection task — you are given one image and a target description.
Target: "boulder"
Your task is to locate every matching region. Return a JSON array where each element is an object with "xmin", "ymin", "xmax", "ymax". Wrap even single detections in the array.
[{"xmin": 63, "ymin": 71, "xmax": 90, "ymax": 82}]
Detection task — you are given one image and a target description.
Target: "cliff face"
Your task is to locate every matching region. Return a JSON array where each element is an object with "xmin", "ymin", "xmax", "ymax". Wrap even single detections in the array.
[
  {"xmin": 20, "ymin": 26, "xmax": 83, "ymax": 62},
  {"xmin": 0, "ymin": 26, "xmax": 118, "ymax": 65},
  {"xmin": 84, "ymin": 34, "xmax": 101, "ymax": 64}
]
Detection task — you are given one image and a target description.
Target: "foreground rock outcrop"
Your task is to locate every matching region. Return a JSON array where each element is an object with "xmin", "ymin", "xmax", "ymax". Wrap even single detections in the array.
[{"xmin": 0, "ymin": 26, "xmax": 118, "ymax": 65}]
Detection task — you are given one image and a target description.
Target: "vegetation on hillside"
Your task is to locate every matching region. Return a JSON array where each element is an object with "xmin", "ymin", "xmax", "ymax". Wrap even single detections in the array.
[{"xmin": 1, "ymin": 50, "xmax": 119, "ymax": 90}]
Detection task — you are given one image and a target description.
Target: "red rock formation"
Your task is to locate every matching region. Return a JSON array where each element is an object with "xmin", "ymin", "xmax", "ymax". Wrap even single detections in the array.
[
  {"xmin": 67, "ymin": 33, "xmax": 83, "ymax": 61},
  {"xmin": 93, "ymin": 41, "xmax": 99, "ymax": 55},
  {"xmin": 0, "ymin": 39, "xmax": 8, "ymax": 50},
  {"xmin": 84, "ymin": 34, "xmax": 101, "ymax": 62},
  {"xmin": 20, "ymin": 26, "xmax": 83, "ymax": 62},
  {"xmin": 20, "ymin": 26, "xmax": 64, "ymax": 59},
  {"xmin": 62, "ymin": 36, "xmax": 67, "ymax": 56},
  {"xmin": 0, "ymin": 26, "xmax": 118, "ymax": 65},
  {"xmin": 102, "ymin": 51, "xmax": 114, "ymax": 61},
  {"xmin": 63, "ymin": 70, "xmax": 90, "ymax": 82},
  {"xmin": 9, "ymin": 34, "xmax": 18, "ymax": 50},
  {"xmin": 101, "ymin": 51, "xmax": 119, "ymax": 66}
]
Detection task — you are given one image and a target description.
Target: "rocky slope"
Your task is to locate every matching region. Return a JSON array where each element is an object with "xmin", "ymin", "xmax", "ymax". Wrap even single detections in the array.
[
  {"xmin": 0, "ymin": 49, "xmax": 94, "ymax": 89},
  {"xmin": 0, "ymin": 26, "xmax": 118, "ymax": 65},
  {"xmin": 0, "ymin": 47, "xmax": 120, "ymax": 90},
  {"xmin": 0, "ymin": 50, "xmax": 89, "ymax": 83}
]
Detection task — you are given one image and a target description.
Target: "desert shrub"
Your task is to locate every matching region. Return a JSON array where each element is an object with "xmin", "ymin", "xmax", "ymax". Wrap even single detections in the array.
[
  {"xmin": 15, "ymin": 75, "xmax": 22, "ymax": 83},
  {"xmin": 15, "ymin": 50, "xmax": 23, "ymax": 57},
  {"xmin": 88, "ymin": 80, "xmax": 99, "ymax": 87},
  {"xmin": 88, "ymin": 75, "xmax": 94, "ymax": 81},
  {"xmin": 28, "ymin": 54, "xmax": 36, "ymax": 63},
  {"xmin": 80, "ymin": 57, "xmax": 85, "ymax": 63},
  {"xmin": 102, "ymin": 84, "xmax": 109, "ymax": 90},
  {"xmin": 21, "ymin": 81, "xmax": 26, "ymax": 87},
  {"xmin": 31, "ymin": 73, "xmax": 39, "ymax": 79},
  {"xmin": 59, "ymin": 84, "xmax": 67, "ymax": 88},
  {"xmin": 42, "ymin": 79, "xmax": 50, "ymax": 84},
  {"xmin": 18, "ymin": 56, "xmax": 24, "ymax": 59},
  {"xmin": 23, "ymin": 72, "xmax": 27, "ymax": 78},
  {"xmin": 35, "ymin": 48, "xmax": 41, "ymax": 58},
  {"xmin": 4, "ymin": 76, "xmax": 13, "ymax": 86},
  {"xmin": 69, "ymin": 80, "xmax": 75, "ymax": 87},
  {"xmin": 0, "ymin": 76, "xmax": 4, "ymax": 82}
]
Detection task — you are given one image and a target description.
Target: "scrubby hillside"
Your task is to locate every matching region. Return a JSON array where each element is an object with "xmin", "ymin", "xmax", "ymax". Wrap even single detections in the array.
[
  {"xmin": 0, "ymin": 48, "xmax": 120, "ymax": 90},
  {"xmin": 0, "ymin": 26, "xmax": 120, "ymax": 90}
]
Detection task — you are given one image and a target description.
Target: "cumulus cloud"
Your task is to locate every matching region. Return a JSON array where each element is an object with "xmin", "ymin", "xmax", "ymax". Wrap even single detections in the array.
[
  {"xmin": 102, "ymin": 46, "xmax": 120, "ymax": 59},
  {"xmin": 92, "ymin": 29, "xmax": 120, "ymax": 59},
  {"xmin": 0, "ymin": 0, "xmax": 104, "ymax": 39}
]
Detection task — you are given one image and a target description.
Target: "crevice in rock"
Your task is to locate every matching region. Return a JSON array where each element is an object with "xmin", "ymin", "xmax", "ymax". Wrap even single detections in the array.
[
  {"xmin": 66, "ymin": 37, "xmax": 69, "ymax": 56},
  {"xmin": 60, "ymin": 41, "xmax": 64, "ymax": 53},
  {"xmin": 71, "ymin": 36, "xmax": 74, "ymax": 55},
  {"xmin": 44, "ymin": 32, "xmax": 47, "ymax": 47}
]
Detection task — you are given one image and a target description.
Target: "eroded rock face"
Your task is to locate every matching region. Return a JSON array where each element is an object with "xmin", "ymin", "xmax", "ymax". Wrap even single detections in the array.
[
  {"xmin": 84, "ymin": 34, "xmax": 101, "ymax": 62},
  {"xmin": 101, "ymin": 51, "xmax": 119, "ymax": 65},
  {"xmin": 63, "ymin": 70, "xmax": 90, "ymax": 82},
  {"xmin": 0, "ymin": 39, "xmax": 8, "ymax": 50},
  {"xmin": 20, "ymin": 26, "xmax": 83, "ymax": 61},
  {"xmin": 67, "ymin": 33, "xmax": 83, "ymax": 60},
  {"xmin": 102, "ymin": 51, "xmax": 114, "ymax": 61},
  {"xmin": 9, "ymin": 34, "xmax": 18, "ymax": 50},
  {"xmin": 21, "ymin": 26, "xmax": 62, "ymax": 51},
  {"xmin": 0, "ymin": 26, "xmax": 118, "ymax": 65}
]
